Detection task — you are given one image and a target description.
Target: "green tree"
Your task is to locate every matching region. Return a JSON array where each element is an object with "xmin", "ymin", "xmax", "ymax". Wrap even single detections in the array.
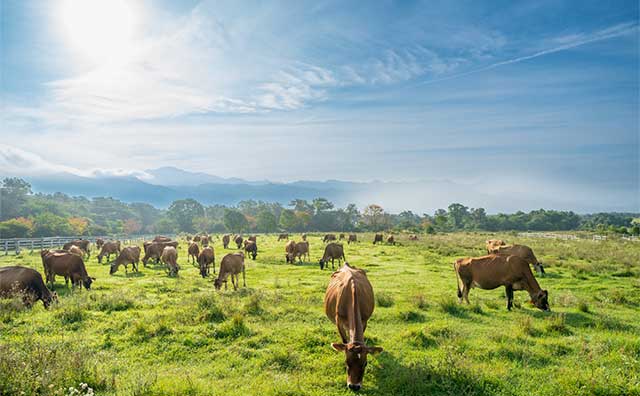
[
  {"xmin": 279, "ymin": 209, "xmax": 299, "ymax": 231},
  {"xmin": 312, "ymin": 197, "xmax": 334, "ymax": 214},
  {"xmin": 447, "ymin": 203, "xmax": 469, "ymax": 230},
  {"xmin": 0, "ymin": 218, "xmax": 32, "ymax": 238},
  {"xmin": 361, "ymin": 204, "xmax": 388, "ymax": 231},
  {"xmin": 223, "ymin": 209, "xmax": 249, "ymax": 232},
  {"xmin": 0, "ymin": 178, "xmax": 32, "ymax": 221},
  {"xmin": 168, "ymin": 199, "xmax": 205, "ymax": 232},
  {"xmin": 289, "ymin": 199, "xmax": 313, "ymax": 214},
  {"xmin": 153, "ymin": 217, "xmax": 179, "ymax": 234},
  {"xmin": 32, "ymin": 212, "xmax": 73, "ymax": 237},
  {"xmin": 256, "ymin": 210, "xmax": 278, "ymax": 233}
]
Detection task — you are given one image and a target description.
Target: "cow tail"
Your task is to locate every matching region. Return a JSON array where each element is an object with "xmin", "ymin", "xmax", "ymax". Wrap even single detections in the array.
[{"xmin": 454, "ymin": 261, "xmax": 462, "ymax": 299}]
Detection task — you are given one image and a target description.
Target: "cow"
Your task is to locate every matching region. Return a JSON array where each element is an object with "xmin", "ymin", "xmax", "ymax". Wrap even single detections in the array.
[
  {"xmin": 408, "ymin": 234, "xmax": 419, "ymax": 241},
  {"xmin": 68, "ymin": 245, "xmax": 85, "ymax": 258},
  {"xmin": 301, "ymin": 233, "xmax": 307, "ymax": 241},
  {"xmin": 244, "ymin": 240, "xmax": 258, "ymax": 260},
  {"xmin": 188, "ymin": 242, "xmax": 200, "ymax": 264},
  {"xmin": 234, "ymin": 235, "xmax": 244, "ymax": 249},
  {"xmin": 153, "ymin": 236, "xmax": 172, "ymax": 243},
  {"xmin": 454, "ymin": 254, "xmax": 550, "ymax": 311},
  {"xmin": 41, "ymin": 250, "xmax": 94, "ymax": 290},
  {"xmin": 339, "ymin": 233, "xmax": 346, "ymax": 240},
  {"xmin": 325, "ymin": 263, "xmax": 383, "ymax": 390},
  {"xmin": 97, "ymin": 241, "xmax": 121, "ymax": 264},
  {"xmin": 285, "ymin": 240, "xmax": 297, "ymax": 263},
  {"xmin": 193, "ymin": 235, "xmax": 202, "ymax": 243},
  {"xmin": 491, "ymin": 244, "xmax": 545, "ymax": 276},
  {"xmin": 161, "ymin": 246, "xmax": 179, "ymax": 276},
  {"xmin": 386, "ymin": 235, "xmax": 395, "ymax": 245},
  {"xmin": 95, "ymin": 238, "xmax": 105, "ymax": 251},
  {"xmin": 142, "ymin": 241, "xmax": 178, "ymax": 266},
  {"xmin": 109, "ymin": 246, "xmax": 141, "ymax": 275},
  {"xmin": 323, "ymin": 234, "xmax": 337, "ymax": 243},
  {"xmin": 319, "ymin": 243, "xmax": 345, "ymax": 270},
  {"xmin": 0, "ymin": 266, "xmax": 57, "ymax": 308},
  {"xmin": 278, "ymin": 233, "xmax": 289, "ymax": 241},
  {"xmin": 347, "ymin": 234, "xmax": 358, "ymax": 244},
  {"xmin": 201, "ymin": 235, "xmax": 210, "ymax": 247},
  {"xmin": 214, "ymin": 252, "xmax": 246, "ymax": 290},
  {"xmin": 248, "ymin": 235, "xmax": 257, "ymax": 242},
  {"xmin": 63, "ymin": 239, "xmax": 91, "ymax": 258},
  {"xmin": 198, "ymin": 246, "xmax": 215, "ymax": 278},
  {"xmin": 485, "ymin": 239, "xmax": 506, "ymax": 254},
  {"xmin": 373, "ymin": 234, "xmax": 383, "ymax": 244},
  {"xmin": 222, "ymin": 234, "xmax": 231, "ymax": 249},
  {"xmin": 288, "ymin": 240, "xmax": 310, "ymax": 263}
]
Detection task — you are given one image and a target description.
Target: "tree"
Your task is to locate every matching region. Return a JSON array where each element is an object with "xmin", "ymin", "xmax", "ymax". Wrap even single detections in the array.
[
  {"xmin": 68, "ymin": 217, "xmax": 89, "ymax": 235},
  {"xmin": 312, "ymin": 198, "xmax": 334, "ymax": 214},
  {"xmin": 447, "ymin": 203, "xmax": 469, "ymax": 230},
  {"xmin": 362, "ymin": 204, "xmax": 388, "ymax": 231},
  {"xmin": 289, "ymin": 199, "xmax": 313, "ymax": 214},
  {"xmin": 122, "ymin": 218, "xmax": 142, "ymax": 234},
  {"xmin": 167, "ymin": 199, "xmax": 205, "ymax": 232},
  {"xmin": 0, "ymin": 178, "xmax": 32, "ymax": 221},
  {"xmin": 32, "ymin": 212, "xmax": 73, "ymax": 237},
  {"xmin": 153, "ymin": 217, "xmax": 179, "ymax": 234},
  {"xmin": 0, "ymin": 218, "xmax": 33, "ymax": 238},
  {"xmin": 223, "ymin": 209, "xmax": 248, "ymax": 232},
  {"xmin": 279, "ymin": 209, "xmax": 299, "ymax": 231},
  {"xmin": 256, "ymin": 210, "xmax": 278, "ymax": 233}
]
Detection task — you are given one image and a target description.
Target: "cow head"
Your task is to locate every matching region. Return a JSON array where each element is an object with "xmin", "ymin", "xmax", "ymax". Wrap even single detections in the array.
[
  {"xmin": 43, "ymin": 291, "xmax": 58, "ymax": 308},
  {"xmin": 319, "ymin": 259, "xmax": 325, "ymax": 270},
  {"xmin": 531, "ymin": 290, "xmax": 550, "ymax": 311},
  {"xmin": 83, "ymin": 277, "xmax": 95, "ymax": 290},
  {"xmin": 214, "ymin": 278, "xmax": 223, "ymax": 290},
  {"xmin": 109, "ymin": 262, "xmax": 119, "ymax": 275},
  {"xmin": 332, "ymin": 342, "xmax": 383, "ymax": 390}
]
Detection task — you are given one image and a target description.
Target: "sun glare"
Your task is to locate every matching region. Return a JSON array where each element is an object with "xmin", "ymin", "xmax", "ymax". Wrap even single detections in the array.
[{"xmin": 60, "ymin": 0, "xmax": 135, "ymax": 65}]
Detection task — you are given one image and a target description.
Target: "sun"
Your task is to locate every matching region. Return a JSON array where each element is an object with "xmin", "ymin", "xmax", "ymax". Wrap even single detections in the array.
[{"xmin": 60, "ymin": 0, "xmax": 135, "ymax": 65}]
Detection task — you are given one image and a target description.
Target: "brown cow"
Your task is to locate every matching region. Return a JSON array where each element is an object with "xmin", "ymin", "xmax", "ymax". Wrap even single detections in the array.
[
  {"xmin": 110, "ymin": 246, "xmax": 141, "ymax": 275},
  {"xmin": 325, "ymin": 263, "xmax": 383, "ymax": 390},
  {"xmin": 323, "ymin": 234, "xmax": 337, "ymax": 243},
  {"xmin": 301, "ymin": 233, "xmax": 307, "ymax": 241},
  {"xmin": 198, "ymin": 246, "xmax": 215, "ymax": 278},
  {"xmin": 248, "ymin": 235, "xmax": 257, "ymax": 242},
  {"xmin": 492, "ymin": 244, "xmax": 545, "ymax": 276},
  {"xmin": 285, "ymin": 240, "xmax": 297, "ymax": 263},
  {"xmin": 347, "ymin": 234, "xmax": 357, "ymax": 244},
  {"xmin": 201, "ymin": 235, "xmax": 210, "ymax": 247},
  {"xmin": 373, "ymin": 233, "xmax": 383, "ymax": 244},
  {"xmin": 454, "ymin": 254, "xmax": 550, "ymax": 311},
  {"xmin": 97, "ymin": 241, "xmax": 121, "ymax": 264},
  {"xmin": 222, "ymin": 234, "xmax": 231, "ymax": 249},
  {"xmin": 153, "ymin": 235, "xmax": 172, "ymax": 243},
  {"xmin": 288, "ymin": 240, "xmax": 310, "ymax": 263},
  {"xmin": 95, "ymin": 238, "xmax": 105, "ymax": 251},
  {"xmin": 408, "ymin": 234, "xmax": 419, "ymax": 241},
  {"xmin": 0, "ymin": 266, "xmax": 57, "ymax": 308},
  {"xmin": 68, "ymin": 245, "xmax": 85, "ymax": 258},
  {"xmin": 161, "ymin": 246, "xmax": 179, "ymax": 276},
  {"xmin": 41, "ymin": 250, "xmax": 94, "ymax": 290},
  {"xmin": 234, "ymin": 235, "xmax": 244, "ymax": 249},
  {"xmin": 193, "ymin": 235, "xmax": 201, "ymax": 243},
  {"xmin": 319, "ymin": 243, "xmax": 345, "ymax": 270},
  {"xmin": 63, "ymin": 239, "xmax": 91, "ymax": 257},
  {"xmin": 214, "ymin": 253, "xmax": 246, "ymax": 290},
  {"xmin": 278, "ymin": 233, "xmax": 289, "ymax": 241},
  {"xmin": 485, "ymin": 239, "xmax": 506, "ymax": 254},
  {"xmin": 188, "ymin": 242, "xmax": 200, "ymax": 264},
  {"xmin": 142, "ymin": 241, "xmax": 178, "ymax": 266},
  {"xmin": 339, "ymin": 233, "xmax": 345, "ymax": 240},
  {"xmin": 244, "ymin": 240, "xmax": 258, "ymax": 260},
  {"xmin": 386, "ymin": 235, "xmax": 395, "ymax": 245}
]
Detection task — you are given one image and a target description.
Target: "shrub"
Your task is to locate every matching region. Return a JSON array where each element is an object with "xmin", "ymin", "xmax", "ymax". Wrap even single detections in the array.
[{"xmin": 376, "ymin": 292, "xmax": 394, "ymax": 307}]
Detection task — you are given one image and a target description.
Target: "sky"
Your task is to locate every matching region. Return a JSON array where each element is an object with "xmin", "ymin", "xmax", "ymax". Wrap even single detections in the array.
[{"xmin": 1, "ymin": 0, "xmax": 638, "ymax": 212}]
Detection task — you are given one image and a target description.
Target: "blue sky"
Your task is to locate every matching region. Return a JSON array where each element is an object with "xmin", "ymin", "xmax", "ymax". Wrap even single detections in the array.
[{"xmin": 0, "ymin": 0, "xmax": 638, "ymax": 212}]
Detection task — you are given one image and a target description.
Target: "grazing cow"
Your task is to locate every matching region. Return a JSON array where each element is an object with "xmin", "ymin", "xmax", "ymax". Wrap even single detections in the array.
[
  {"xmin": 244, "ymin": 240, "xmax": 258, "ymax": 260},
  {"xmin": 485, "ymin": 239, "xmax": 506, "ymax": 254},
  {"xmin": 142, "ymin": 241, "xmax": 178, "ymax": 266},
  {"xmin": 373, "ymin": 234, "xmax": 383, "ymax": 244},
  {"xmin": 222, "ymin": 234, "xmax": 231, "ymax": 249},
  {"xmin": 95, "ymin": 238, "xmax": 104, "ymax": 251},
  {"xmin": 285, "ymin": 240, "xmax": 297, "ymax": 263},
  {"xmin": 110, "ymin": 246, "xmax": 141, "ymax": 275},
  {"xmin": 201, "ymin": 235, "xmax": 210, "ymax": 247},
  {"xmin": 339, "ymin": 233, "xmax": 346, "ymax": 240},
  {"xmin": 193, "ymin": 235, "xmax": 201, "ymax": 243},
  {"xmin": 0, "ymin": 266, "xmax": 57, "ymax": 308},
  {"xmin": 319, "ymin": 243, "xmax": 345, "ymax": 270},
  {"xmin": 234, "ymin": 235, "xmax": 244, "ymax": 249},
  {"xmin": 288, "ymin": 240, "xmax": 310, "ymax": 263},
  {"xmin": 301, "ymin": 233, "xmax": 307, "ymax": 241},
  {"xmin": 214, "ymin": 253, "xmax": 246, "ymax": 290},
  {"xmin": 186, "ymin": 235, "xmax": 192, "ymax": 242},
  {"xmin": 386, "ymin": 235, "xmax": 395, "ymax": 245},
  {"xmin": 408, "ymin": 234, "xmax": 419, "ymax": 241},
  {"xmin": 323, "ymin": 234, "xmax": 337, "ymax": 243},
  {"xmin": 347, "ymin": 234, "xmax": 358, "ymax": 244},
  {"xmin": 198, "ymin": 247, "xmax": 215, "ymax": 278},
  {"xmin": 161, "ymin": 246, "xmax": 179, "ymax": 276},
  {"xmin": 188, "ymin": 242, "xmax": 200, "ymax": 264},
  {"xmin": 278, "ymin": 233, "xmax": 289, "ymax": 241},
  {"xmin": 153, "ymin": 235, "xmax": 172, "ymax": 243},
  {"xmin": 325, "ymin": 263, "xmax": 383, "ymax": 390},
  {"xmin": 97, "ymin": 241, "xmax": 121, "ymax": 264},
  {"xmin": 454, "ymin": 254, "xmax": 550, "ymax": 311},
  {"xmin": 492, "ymin": 244, "xmax": 545, "ymax": 276},
  {"xmin": 68, "ymin": 245, "xmax": 85, "ymax": 258},
  {"xmin": 41, "ymin": 250, "xmax": 94, "ymax": 290},
  {"xmin": 63, "ymin": 240, "xmax": 91, "ymax": 258},
  {"xmin": 248, "ymin": 235, "xmax": 257, "ymax": 242}
]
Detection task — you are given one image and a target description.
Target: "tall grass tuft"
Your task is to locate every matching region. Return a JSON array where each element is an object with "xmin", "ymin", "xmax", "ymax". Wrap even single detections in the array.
[{"xmin": 375, "ymin": 292, "xmax": 394, "ymax": 307}]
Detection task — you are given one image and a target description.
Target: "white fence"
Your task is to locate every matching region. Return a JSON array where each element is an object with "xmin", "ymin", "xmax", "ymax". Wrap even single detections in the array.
[
  {"xmin": 517, "ymin": 232, "xmax": 578, "ymax": 240},
  {"xmin": 0, "ymin": 234, "xmax": 168, "ymax": 255}
]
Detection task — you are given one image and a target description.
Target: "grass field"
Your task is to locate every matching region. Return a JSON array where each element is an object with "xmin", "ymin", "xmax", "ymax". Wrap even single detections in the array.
[{"xmin": 1, "ymin": 232, "xmax": 639, "ymax": 396}]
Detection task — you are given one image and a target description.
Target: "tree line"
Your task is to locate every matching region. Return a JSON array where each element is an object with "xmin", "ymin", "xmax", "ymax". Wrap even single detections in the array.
[{"xmin": 0, "ymin": 178, "xmax": 638, "ymax": 238}]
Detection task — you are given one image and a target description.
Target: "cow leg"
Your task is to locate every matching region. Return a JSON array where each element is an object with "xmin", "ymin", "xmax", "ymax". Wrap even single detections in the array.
[
  {"xmin": 505, "ymin": 285, "xmax": 514, "ymax": 311},
  {"xmin": 461, "ymin": 281, "xmax": 471, "ymax": 304},
  {"xmin": 242, "ymin": 268, "xmax": 246, "ymax": 287}
]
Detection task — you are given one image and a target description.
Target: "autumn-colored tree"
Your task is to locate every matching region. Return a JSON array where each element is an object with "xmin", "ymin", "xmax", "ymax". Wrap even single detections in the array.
[
  {"xmin": 123, "ymin": 218, "xmax": 142, "ymax": 234},
  {"xmin": 68, "ymin": 217, "xmax": 89, "ymax": 235},
  {"xmin": 362, "ymin": 204, "xmax": 388, "ymax": 231}
]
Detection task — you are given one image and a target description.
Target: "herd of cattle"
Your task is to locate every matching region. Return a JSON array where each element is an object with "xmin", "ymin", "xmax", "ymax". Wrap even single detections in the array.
[{"xmin": 0, "ymin": 233, "xmax": 550, "ymax": 390}]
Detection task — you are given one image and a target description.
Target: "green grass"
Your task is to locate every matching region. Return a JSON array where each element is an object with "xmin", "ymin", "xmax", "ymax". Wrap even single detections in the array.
[{"xmin": 1, "ymin": 232, "xmax": 639, "ymax": 395}]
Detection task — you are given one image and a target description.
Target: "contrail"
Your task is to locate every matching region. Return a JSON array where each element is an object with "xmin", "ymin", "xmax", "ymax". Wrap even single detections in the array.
[{"xmin": 417, "ymin": 22, "xmax": 639, "ymax": 86}]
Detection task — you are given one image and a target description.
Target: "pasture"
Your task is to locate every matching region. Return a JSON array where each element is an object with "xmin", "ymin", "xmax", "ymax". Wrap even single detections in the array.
[{"xmin": 1, "ymin": 233, "xmax": 639, "ymax": 396}]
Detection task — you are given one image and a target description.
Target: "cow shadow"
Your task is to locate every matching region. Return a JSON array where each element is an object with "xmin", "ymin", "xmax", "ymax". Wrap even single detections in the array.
[{"xmin": 369, "ymin": 353, "xmax": 500, "ymax": 396}]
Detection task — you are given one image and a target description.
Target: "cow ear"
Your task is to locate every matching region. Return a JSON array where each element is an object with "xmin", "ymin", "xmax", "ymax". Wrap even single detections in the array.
[
  {"xmin": 367, "ymin": 346, "xmax": 383, "ymax": 355},
  {"xmin": 91, "ymin": 277, "xmax": 96, "ymax": 280},
  {"xmin": 331, "ymin": 343, "xmax": 346, "ymax": 352}
]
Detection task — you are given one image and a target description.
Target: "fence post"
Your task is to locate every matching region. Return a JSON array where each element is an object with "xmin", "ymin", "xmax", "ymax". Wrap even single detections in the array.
[{"xmin": 4, "ymin": 240, "xmax": 7, "ymax": 256}]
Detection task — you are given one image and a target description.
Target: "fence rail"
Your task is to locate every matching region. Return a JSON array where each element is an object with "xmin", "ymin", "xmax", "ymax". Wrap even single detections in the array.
[{"xmin": 0, "ymin": 235, "xmax": 174, "ymax": 255}]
